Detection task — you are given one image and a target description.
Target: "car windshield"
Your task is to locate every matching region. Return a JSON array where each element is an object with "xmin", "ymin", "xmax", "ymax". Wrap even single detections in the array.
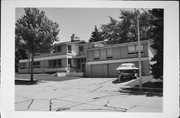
[{"xmin": 120, "ymin": 64, "xmax": 134, "ymax": 68}]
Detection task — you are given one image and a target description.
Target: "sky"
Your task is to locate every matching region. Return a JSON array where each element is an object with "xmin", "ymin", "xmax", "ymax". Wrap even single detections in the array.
[{"xmin": 16, "ymin": 8, "xmax": 121, "ymax": 43}]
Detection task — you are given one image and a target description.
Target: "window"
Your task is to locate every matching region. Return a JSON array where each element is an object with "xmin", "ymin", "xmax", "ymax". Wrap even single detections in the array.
[
  {"xmin": 68, "ymin": 45, "xmax": 72, "ymax": 53},
  {"xmin": 68, "ymin": 58, "xmax": 71, "ymax": 67},
  {"xmin": 94, "ymin": 49, "xmax": 100, "ymax": 59},
  {"xmin": 48, "ymin": 59, "xmax": 62, "ymax": 68},
  {"xmin": 128, "ymin": 45, "xmax": 144, "ymax": 57},
  {"xmin": 128, "ymin": 45, "xmax": 136, "ymax": 55},
  {"xmin": 135, "ymin": 45, "xmax": 144, "ymax": 54},
  {"xmin": 19, "ymin": 63, "xmax": 26, "ymax": 69},
  {"xmin": 33, "ymin": 61, "xmax": 40, "ymax": 68},
  {"xmin": 79, "ymin": 46, "xmax": 83, "ymax": 52},
  {"xmin": 56, "ymin": 46, "xmax": 62, "ymax": 52},
  {"xmin": 57, "ymin": 59, "xmax": 62, "ymax": 67},
  {"xmin": 107, "ymin": 48, "xmax": 113, "ymax": 59},
  {"xmin": 77, "ymin": 59, "xmax": 80, "ymax": 69},
  {"xmin": 52, "ymin": 60, "xmax": 57, "ymax": 67}
]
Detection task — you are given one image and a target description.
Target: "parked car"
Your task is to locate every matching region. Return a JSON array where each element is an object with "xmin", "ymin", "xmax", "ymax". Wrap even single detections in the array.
[{"xmin": 116, "ymin": 63, "xmax": 138, "ymax": 81}]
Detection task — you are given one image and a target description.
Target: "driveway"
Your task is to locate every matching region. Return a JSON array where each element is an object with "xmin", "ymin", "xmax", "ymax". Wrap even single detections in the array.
[{"xmin": 15, "ymin": 77, "xmax": 162, "ymax": 112}]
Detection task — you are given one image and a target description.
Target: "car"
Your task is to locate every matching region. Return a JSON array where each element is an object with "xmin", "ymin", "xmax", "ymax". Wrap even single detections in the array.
[{"xmin": 116, "ymin": 63, "xmax": 139, "ymax": 79}]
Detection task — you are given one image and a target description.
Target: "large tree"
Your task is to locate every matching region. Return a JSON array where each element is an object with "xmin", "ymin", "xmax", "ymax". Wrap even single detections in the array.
[
  {"xmin": 149, "ymin": 9, "xmax": 163, "ymax": 79},
  {"xmin": 89, "ymin": 26, "xmax": 103, "ymax": 43},
  {"xmin": 15, "ymin": 8, "xmax": 60, "ymax": 82},
  {"xmin": 100, "ymin": 9, "xmax": 152, "ymax": 44}
]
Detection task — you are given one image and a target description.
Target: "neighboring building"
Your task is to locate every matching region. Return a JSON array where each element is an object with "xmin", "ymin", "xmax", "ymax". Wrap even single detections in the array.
[
  {"xmin": 19, "ymin": 35, "xmax": 155, "ymax": 77},
  {"xmin": 86, "ymin": 40, "xmax": 154, "ymax": 77}
]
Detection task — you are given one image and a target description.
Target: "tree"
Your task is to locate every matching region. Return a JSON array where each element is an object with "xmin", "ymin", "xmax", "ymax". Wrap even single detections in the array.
[
  {"xmin": 100, "ymin": 17, "xmax": 122, "ymax": 44},
  {"xmin": 15, "ymin": 49, "xmax": 28, "ymax": 72},
  {"xmin": 149, "ymin": 9, "xmax": 163, "ymax": 79},
  {"xmin": 89, "ymin": 26, "xmax": 103, "ymax": 43},
  {"xmin": 15, "ymin": 8, "xmax": 60, "ymax": 82},
  {"xmin": 100, "ymin": 9, "xmax": 152, "ymax": 44}
]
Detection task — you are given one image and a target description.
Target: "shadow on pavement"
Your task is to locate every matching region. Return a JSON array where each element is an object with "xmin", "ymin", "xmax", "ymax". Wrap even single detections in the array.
[
  {"xmin": 120, "ymin": 86, "xmax": 163, "ymax": 97},
  {"xmin": 112, "ymin": 77, "xmax": 135, "ymax": 84},
  {"xmin": 127, "ymin": 90, "xmax": 163, "ymax": 97},
  {"xmin": 15, "ymin": 80, "xmax": 38, "ymax": 85}
]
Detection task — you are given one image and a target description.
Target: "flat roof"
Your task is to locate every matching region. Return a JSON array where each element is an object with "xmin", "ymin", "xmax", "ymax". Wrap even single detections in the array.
[
  {"xmin": 87, "ymin": 40, "xmax": 150, "ymax": 51},
  {"xmin": 54, "ymin": 40, "xmax": 88, "ymax": 46}
]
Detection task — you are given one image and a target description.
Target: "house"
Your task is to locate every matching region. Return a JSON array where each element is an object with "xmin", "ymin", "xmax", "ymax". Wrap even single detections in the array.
[
  {"xmin": 18, "ymin": 35, "xmax": 155, "ymax": 77},
  {"xmin": 85, "ymin": 40, "xmax": 154, "ymax": 77},
  {"xmin": 18, "ymin": 34, "xmax": 89, "ymax": 74}
]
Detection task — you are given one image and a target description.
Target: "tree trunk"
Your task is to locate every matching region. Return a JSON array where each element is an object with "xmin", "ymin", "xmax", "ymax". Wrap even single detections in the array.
[{"xmin": 30, "ymin": 52, "xmax": 34, "ymax": 83}]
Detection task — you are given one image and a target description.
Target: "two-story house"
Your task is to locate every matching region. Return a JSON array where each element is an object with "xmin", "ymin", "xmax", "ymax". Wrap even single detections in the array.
[
  {"xmin": 18, "ymin": 34, "xmax": 89, "ymax": 74},
  {"xmin": 19, "ymin": 35, "xmax": 155, "ymax": 77},
  {"xmin": 85, "ymin": 40, "xmax": 154, "ymax": 77}
]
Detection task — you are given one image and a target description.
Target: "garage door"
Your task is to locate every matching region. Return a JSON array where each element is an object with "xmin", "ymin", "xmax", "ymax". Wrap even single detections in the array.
[
  {"xmin": 107, "ymin": 63, "xmax": 120, "ymax": 77},
  {"xmin": 91, "ymin": 64, "xmax": 106, "ymax": 77}
]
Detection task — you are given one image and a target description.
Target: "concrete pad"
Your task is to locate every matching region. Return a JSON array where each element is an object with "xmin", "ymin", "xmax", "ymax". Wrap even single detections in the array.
[
  {"xmin": 28, "ymin": 100, "xmax": 50, "ymax": 111},
  {"xmin": 127, "ymin": 105, "xmax": 162, "ymax": 112},
  {"xmin": 51, "ymin": 99, "xmax": 77, "ymax": 111},
  {"xmin": 108, "ymin": 95, "xmax": 162, "ymax": 110},
  {"xmin": 15, "ymin": 96, "xmax": 31, "ymax": 103},
  {"xmin": 70, "ymin": 104, "xmax": 120, "ymax": 112},
  {"xmin": 88, "ymin": 98, "xmax": 111, "ymax": 106},
  {"xmin": 15, "ymin": 100, "xmax": 32, "ymax": 111},
  {"xmin": 15, "ymin": 77, "xmax": 162, "ymax": 112},
  {"xmin": 106, "ymin": 96, "xmax": 137, "ymax": 109}
]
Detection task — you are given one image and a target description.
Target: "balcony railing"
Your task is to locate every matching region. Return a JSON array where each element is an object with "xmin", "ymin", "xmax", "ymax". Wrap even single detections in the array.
[{"xmin": 34, "ymin": 52, "xmax": 63, "ymax": 58}]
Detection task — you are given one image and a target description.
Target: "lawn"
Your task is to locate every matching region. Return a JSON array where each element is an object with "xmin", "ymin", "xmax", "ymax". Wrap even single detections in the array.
[{"xmin": 15, "ymin": 73, "xmax": 81, "ymax": 82}]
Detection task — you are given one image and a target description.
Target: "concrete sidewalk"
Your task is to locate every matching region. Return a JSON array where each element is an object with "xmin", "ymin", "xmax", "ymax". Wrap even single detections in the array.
[{"xmin": 15, "ymin": 77, "xmax": 162, "ymax": 112}]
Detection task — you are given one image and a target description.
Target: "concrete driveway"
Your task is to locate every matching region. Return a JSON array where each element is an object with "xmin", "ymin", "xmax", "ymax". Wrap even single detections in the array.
[{"xmin": 15, "ymin": 77, "xmax": 162, "ymax": 112}]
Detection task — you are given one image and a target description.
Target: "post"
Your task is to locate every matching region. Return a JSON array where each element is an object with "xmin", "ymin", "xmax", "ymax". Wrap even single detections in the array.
[
  {"xmin": 136, "ymin": 10, "xmax": 142, "ymax": 88},
  {"xmin": 30, "ymin": 52, "xmax": 34, "ymax": 83},
  {"xmin": 28, "ymin": 53, "xmax": 30, "ymax": 73}
]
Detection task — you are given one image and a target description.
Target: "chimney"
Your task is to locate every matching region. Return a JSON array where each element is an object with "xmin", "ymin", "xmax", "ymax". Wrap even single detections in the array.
[{"xmin": 71, "ymin": 34, "xmax": 75, "ymax": 42}]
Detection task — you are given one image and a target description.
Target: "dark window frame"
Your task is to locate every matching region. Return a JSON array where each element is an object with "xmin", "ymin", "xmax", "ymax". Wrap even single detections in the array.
[
  {"xmin": 56, "ymin": 45, "xmax": 62, "ymax": 52},
  {"xmin": 68, "ymin": 45, "xmax": 72, "ymax": 53},
  {"xmin": 33, "ymin": 61, "xmax": 40, "ymax": 68},
  {"xmin": 79, "ymin": 45, "xmax": 84, "ymax": 52}
]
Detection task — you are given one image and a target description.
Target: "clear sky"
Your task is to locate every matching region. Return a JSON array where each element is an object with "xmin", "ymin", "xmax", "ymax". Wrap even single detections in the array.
[{"xmin": 16, "ymin": 8, "xmax": 122, "ymax": 43}]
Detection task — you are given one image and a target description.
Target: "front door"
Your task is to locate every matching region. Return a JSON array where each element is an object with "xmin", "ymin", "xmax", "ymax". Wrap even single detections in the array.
[{"xmin": 81, "ymin": 63, "xmax": 85, "ymax": 72}]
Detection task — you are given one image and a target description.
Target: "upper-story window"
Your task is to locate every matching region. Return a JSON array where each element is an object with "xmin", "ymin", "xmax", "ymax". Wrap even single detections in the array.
[
  {"xmin": 56, "ymin": 46, "xmax": 62, "ymax": 52},
  {"xmin": 128, "ymin": 45, "xmax": 144, "ymax": 57},
  {"xmin": 136, "ymin": 45, "xmax": 143, "ymax": 54},
  {"xmin": 128, "ymin": 45, "xmax": 136, "ymax": 55},
  {"xmin": 68, "ymin": 45, "xmax": 72, "ymax": 53},
  {"xmin": 79, "ymin": 46, "xmax": 83, "ymax": 52},
  {"xmin": 106, "ymin": 48, "xmax": 113, "ymax": 59},
  {"xmin": 94, "ymin": 49, "xmax": 100, "ymax": 60}
]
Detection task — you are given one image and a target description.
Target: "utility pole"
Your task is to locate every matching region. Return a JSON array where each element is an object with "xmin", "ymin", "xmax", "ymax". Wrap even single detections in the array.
[{"xmin": 136, "ymin": 9, "xmax": 142, "ymax": 88}]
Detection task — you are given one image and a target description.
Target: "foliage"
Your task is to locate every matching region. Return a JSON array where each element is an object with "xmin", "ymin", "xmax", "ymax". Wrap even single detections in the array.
[
  {"xmin": 15, "ymin": 49, "xmax": 28, "ymax": 72},
  {"xmin": 15, "ymin": 8, "xmax": 60, "ymax": 54},
  {"xmin": 149, "ymin": 9, "xmax": 163, "ymax": 79},
  {"xmin": 15, "ymin": 8, "xmax": 60, "ymax": 81},
  {"xmin": 100, "ymin": 9, "xmax": 152, "ymax": 44},
  {"xmin": 89, "ymin": 26, "xmax": 103, "ymax": 43}
]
